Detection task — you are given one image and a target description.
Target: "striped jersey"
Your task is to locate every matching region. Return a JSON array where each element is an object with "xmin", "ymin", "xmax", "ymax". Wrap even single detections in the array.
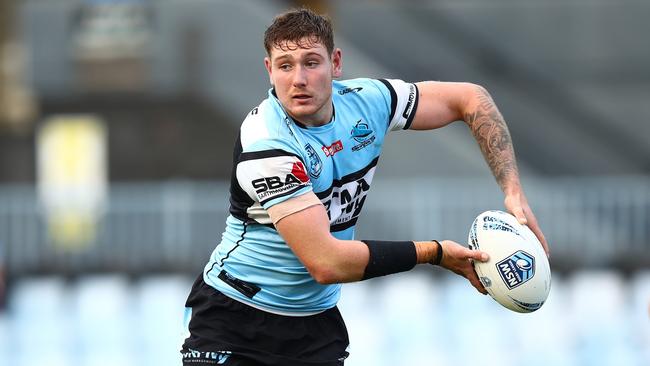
[{"xmin": 203, "ymin": 77, "xmax": 419, "ymax": 315}]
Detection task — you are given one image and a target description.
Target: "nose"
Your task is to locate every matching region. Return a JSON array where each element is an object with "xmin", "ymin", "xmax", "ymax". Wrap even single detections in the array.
[{"xmin": 292, "ymin": 66, "xmax": 307, "ymax": 88}]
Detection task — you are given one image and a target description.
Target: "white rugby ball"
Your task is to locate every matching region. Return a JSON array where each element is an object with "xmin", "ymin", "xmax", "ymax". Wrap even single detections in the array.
[{"xmin": 468, "ymin": 210, "xmax": 551, "ymax": 313}]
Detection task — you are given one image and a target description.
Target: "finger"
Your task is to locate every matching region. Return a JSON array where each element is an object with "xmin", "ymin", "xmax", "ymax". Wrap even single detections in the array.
[
  {"xmin": 466, "ymin": 248, "xmax": 489, "ymax": 262},
  {"xmin": 511, "ymin": 205, "xmax": 527, "ymax": 225},
  {"xmin": 535, "ymin": 229, "xmax": 550, "ymax": 258},
  {"xmin": 467, "ymin": 269, "xmax": 488, "ymax": 295},
  {"xmin": 526, "ymin": 215, "xmax": 551, "ymax": 258},
  {"xmin": 471, "ymin": 280, "xmax": 486, "ymax": 295}
]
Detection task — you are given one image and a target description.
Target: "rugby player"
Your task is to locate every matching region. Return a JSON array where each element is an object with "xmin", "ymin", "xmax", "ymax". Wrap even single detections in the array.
[{"xmin": 181, "ymin": 8, "xmax": 549, "ymax": 366}]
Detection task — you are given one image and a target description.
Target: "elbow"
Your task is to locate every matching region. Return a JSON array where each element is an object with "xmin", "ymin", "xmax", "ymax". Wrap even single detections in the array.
[
  {"xmin": 460, "ymin": 83, "xmax": 494, "ymax": 123},
  {"xmin": 299, "ymin": 238, "xmax": 349, "ymax": 285},
  {"xmin": 465, "ymin": 83, "xmax": 491, "ymax": 107},
  {"xmin": 469, "ymin": 83, "xmax": 492, "ymax": 103},
  {"xmin": 308, "ymin": 264, "xmax": 340, "ymax": 285},
  {"xmin": 469, "ymin": 82, "xmax": 486, "ymax": 92},
  {"xmin": 462, "ymin": 82, "xmax": 487, "ymax": 95}
]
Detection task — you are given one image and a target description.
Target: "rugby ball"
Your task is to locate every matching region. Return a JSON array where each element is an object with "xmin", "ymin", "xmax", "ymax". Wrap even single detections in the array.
[{"xmin": 468, "ymin": 210, "xmax": 551, "ymax": 313}]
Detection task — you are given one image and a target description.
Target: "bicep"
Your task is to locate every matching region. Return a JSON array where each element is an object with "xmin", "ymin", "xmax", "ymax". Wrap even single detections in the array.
[
  {"xmin": 273, "ymin": 196, "xmax": 334, "ymax": 259},
  {"xmin": 409, "ymin": 81, "xmax": 476, "ymax": 130},
  {"xmin": 272, "ymin": 193, "xmax": 369, "ymax": 283}
]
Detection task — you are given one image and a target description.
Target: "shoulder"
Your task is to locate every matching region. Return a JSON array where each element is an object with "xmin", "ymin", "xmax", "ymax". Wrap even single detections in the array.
[
  {"xmin": 335, "ymin": 78, "xmax": 419, "ymax": 132},
  {"xmin": 333, "ymin": 78, "xmax": 411, "ymax": 110},
  {"xmin": 332, "ymin": 78, "xmax": 394, "ymax": 117},
  {"xmin": 239, "ymin": 98, "xmax": 300, "ymax": 155},
  {"xmin": 240, "ymin": 98, "xmax": 276, "ymax": 149},
  {"xmin": 333, "ymin": 78, "xmax": 387, "ymax": 98}
]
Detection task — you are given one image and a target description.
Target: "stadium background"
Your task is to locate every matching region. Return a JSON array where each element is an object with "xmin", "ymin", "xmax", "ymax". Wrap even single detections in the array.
[{"xmin": 0, "ymin": 0, "xmax": 649, "ymax": 365}]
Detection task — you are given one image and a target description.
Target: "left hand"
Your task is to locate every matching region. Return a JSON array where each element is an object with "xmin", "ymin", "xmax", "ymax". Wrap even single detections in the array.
[
  {"xmin": 438, "ymin": 240, "xmax": 489, "ymax": 295},
  {"xmin": 504, "ymin": 190, "xmax": 550, "ymax": 258}
]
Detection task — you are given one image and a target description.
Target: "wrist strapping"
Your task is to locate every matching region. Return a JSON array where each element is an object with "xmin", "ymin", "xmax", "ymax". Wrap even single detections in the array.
[
  {"xmin": 431, "ymin": 240, "xmax": 443, "ymax": 266},
  {"xmin": 361, "ymin": 240, "xmax": 417, "ymax": 280}
]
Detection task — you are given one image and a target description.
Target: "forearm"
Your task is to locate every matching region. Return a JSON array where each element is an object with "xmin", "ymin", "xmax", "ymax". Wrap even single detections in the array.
[
  {"xmin": 313, "ymin": 239, "xmax": 428, "ymax": 283},
  {"xmin": 463, "ymin": 85, "xmax": 521, "ymax": 193},
  {"xmin": 298, "ymin": 238, "xmax": 441, "ymax": 284},
  {"xmin": 274, "ymin": 201, "xmax": 445, "ymax": 283},
  {"xmin": 313, "ymin": 238, "xmax": 370, "ymax": 283}
]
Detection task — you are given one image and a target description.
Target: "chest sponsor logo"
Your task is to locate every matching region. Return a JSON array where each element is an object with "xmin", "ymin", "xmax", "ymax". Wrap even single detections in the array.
[
  {"xmin": 322, "ymin": 140, "xmax": 344, "ymax": 157},
  {"xmin": 305, "ymin": 143, "xmax": 323, "ymax": 178},
  {"xmin": 350, "ymin": 119, "xmax": 376, "ymax": 152},
  {"xmin": 252, "ymin": 162, "xmax": 309, "ymax": 200},
  {"xmin": 321, "ymin": 167, "xmax": 375, "ymax": 227}
]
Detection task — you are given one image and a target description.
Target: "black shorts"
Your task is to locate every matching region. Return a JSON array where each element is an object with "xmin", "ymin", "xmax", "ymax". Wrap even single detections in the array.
[{"xmin": 180, "ymin": 275, "xmax": 350, "ymax": 366}]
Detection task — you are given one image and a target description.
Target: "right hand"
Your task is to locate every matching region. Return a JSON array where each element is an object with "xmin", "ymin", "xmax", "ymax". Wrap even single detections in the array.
[{"xmin": 438, "ymin": 240, "xmax": 489, "ymax": 295}]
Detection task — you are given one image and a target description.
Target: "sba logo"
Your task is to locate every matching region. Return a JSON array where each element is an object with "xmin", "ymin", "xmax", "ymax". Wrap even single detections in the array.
[{"xmin": 496, "ymin": 250, "xmax": 535, "ymax": 289}]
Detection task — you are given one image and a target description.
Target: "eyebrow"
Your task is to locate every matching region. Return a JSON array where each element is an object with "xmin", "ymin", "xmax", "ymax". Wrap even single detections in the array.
[
  {"xmin": 274, "ymin": 55, "xmax": 293, "ymax": 63},
  {"xmin": 273, "ymin": 52, "xmax": 325, "ymax": 63}
]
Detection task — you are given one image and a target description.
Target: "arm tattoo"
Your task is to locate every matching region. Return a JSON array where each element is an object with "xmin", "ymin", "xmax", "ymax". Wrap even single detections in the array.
[{"xmin": 464, "ymin": 86, "xmax": 519, "ymax": 189}]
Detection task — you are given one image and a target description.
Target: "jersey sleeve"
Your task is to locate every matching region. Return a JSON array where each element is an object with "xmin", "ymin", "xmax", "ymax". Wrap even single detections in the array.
[
  {"xmin": 236, "ymin": 146, "xmax": 313, "ymax": 210},
  {"xmin": 375, "ymin": 78, "xmax": 420, "ymax": 132}
]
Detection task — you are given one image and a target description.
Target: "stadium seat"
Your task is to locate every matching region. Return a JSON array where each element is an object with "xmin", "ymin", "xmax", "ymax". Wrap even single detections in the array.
[
  {"xmin": 630, "ymin": 270, "xmax": 650, "ymax": 365},
  {"xmin": 72, "ymin": 274, "xmax": 136, "ymax": 366},
  {"xmin": 441, "ymin": 273, "xmax": 513, "ymax": 360},
  {"xmin": 12, "ymin": 350, "xmax": 70, "ymax": 366},
  {"xmin": 338, "ymin": 280, "xmax": 385, "ymax": 366},
  {"xmin": 509, "ymin": 273, "xmax": 576, "ymax": 366},
  {"xmin": 0, "ymin": 313, "xmax": 11, "ymax": 365},
  {"xmin": 134, "ymin": 274, "xmax": 193, "ymax": 366},
  {"xmin": 8, "ymin": 276, "xmax": 73, "ymax": 363},
  {"xmin": 1, "ymin": 270, "xmax": 647, "ymax": 366},
  {"xmin": 567, "ymin": 270, "xmax": 634, "ymax": 365},
  {"xmin": 374, "ymin": 273, "xmax": 448, "ymax": 366}
]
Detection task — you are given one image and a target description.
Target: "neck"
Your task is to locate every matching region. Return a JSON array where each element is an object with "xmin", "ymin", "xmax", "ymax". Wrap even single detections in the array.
[{"xmin": 289, "ymin": 101, "xmax": 334, "ymax": 127}]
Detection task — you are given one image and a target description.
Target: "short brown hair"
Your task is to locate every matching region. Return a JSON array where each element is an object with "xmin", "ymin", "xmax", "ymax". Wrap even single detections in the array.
[{"xmin": 263, "ymin": 8, "xmax": 334, "ymax": 56}]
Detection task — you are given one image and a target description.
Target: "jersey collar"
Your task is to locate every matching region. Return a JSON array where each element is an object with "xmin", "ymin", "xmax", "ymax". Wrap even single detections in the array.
[{"xmin": 269, "ymin": 87, "xmax": 336, "ymax": 130}]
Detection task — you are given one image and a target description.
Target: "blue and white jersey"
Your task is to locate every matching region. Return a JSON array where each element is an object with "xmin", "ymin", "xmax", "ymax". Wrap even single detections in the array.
[{"xmin": 204, "ymin": 78, "xmax": 419, "ymax": 315}]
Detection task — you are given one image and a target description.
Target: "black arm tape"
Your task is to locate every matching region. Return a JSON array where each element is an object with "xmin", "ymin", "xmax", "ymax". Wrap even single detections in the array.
[{"xmin": 361, "ymin": 240, "xmax": 417, "ymax": 280}]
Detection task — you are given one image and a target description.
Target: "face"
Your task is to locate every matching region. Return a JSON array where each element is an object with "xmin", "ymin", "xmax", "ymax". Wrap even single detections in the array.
[{"xmin": 264, "ymin": 39, "xmax": 342, "ymax": 126}]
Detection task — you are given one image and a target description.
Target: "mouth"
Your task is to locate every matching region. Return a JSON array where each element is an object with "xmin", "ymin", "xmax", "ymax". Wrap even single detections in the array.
[{"xmin": 292, "ymin": 94, "xmax": 312, "ymax": 101}]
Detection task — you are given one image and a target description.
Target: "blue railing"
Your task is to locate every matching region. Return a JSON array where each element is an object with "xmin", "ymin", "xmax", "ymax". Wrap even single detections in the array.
[{"xmin": 0, "ymin": 176, "xmax": 648, "ymax": 275}]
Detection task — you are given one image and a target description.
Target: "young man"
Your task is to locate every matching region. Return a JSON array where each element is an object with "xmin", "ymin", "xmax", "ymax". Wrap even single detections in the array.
[{"xmin": 181, "ymin": 8, "xmax": 549, "ymax": 366}]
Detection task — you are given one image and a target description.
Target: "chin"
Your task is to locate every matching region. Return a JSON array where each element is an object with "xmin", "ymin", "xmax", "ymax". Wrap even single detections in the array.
[{"xmin": 288, "ymin": 106, "xmax": 318, "ymax": 119}]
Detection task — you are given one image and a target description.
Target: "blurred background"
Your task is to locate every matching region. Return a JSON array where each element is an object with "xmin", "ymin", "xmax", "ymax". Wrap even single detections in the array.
[{"xmin": 0, "ymin": 0, "xmax": 649, "ymax": 365}]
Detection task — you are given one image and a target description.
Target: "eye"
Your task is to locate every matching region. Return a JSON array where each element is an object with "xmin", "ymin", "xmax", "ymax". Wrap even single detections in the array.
[
  {"xmin": 279, "ymin": 64, "xmax": 292, "ymax": 71},
  {"xmin": 306, "ymin": 60, "xmax": 319, "ymax": 68}
]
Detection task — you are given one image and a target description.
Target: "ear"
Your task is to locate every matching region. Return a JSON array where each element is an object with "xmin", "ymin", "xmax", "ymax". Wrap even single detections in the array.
[
  {"xmin": 331, "ymin": 48, "xmax": 342, "ymax": 78},
  {"xmin": 264, "ymin": 57, "xmax": 273, "ymax": 85}
]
